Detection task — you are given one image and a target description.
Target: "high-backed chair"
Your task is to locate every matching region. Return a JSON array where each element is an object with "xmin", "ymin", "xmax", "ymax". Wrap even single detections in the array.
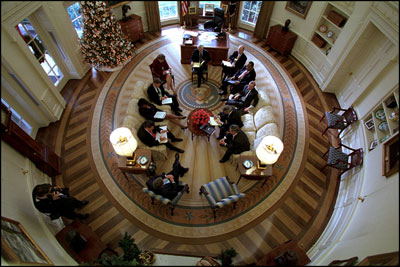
[
  {"xmin": 322, "ymin": 143, "xmax": 363, "ymax": 177},
  {"xmin": 199, "ymin": 176, "xmax": 245, "ymax": 218},
  {"xmin": 320, "ymin": 107, "xmax": 358, "ymax": 137},
  {"xmin": 142, "ymin": 182, "xmax": 189, "ymax": 216},
  {"xmin": 192, "ymin": 67, "xmax": 208, "ymax": 83},
  {"xmin": 204, "ymin": 7, "xmax": 225, "ymax": 32}
]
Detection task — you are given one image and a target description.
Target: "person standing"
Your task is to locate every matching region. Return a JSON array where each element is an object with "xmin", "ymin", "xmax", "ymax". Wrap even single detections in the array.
[{"xmin": 191, "ymin": 44, "xmax": 211, "ymax": 87}]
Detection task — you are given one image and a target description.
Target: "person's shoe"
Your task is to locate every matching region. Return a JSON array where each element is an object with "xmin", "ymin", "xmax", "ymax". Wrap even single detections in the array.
[
  {"xmin": 175, "ymin": 152, "xmax": 180, "ymax": 160},
  {"xmin": 174, "ymin": 111, "xmax": 183, "ymax": 116},
  {"xmin": 181, "ymin": 167, "xmax": 189, "ymax": 175},
  {"xmin": 180, "ymin": 116, "xmax": 187, "ymax": 120},
  {"xmin": 178, "ymin": 108, "xmax": 183, "ymax": 112},
  {"xmin": 216, "ymin": 136, "xmax": 224, "ymax": 140},
  {"xmin": 172, "ymin": 138, "xmax": 183, "ymax": 142},
  {"xmin": 176, "ymin": 148, "xmax": 184, "ymax": 153},
  {"xmin": 78, "ymin": 213, "xmax": 89, "ymax": 220},
  {"xmin": 78, "ymin": 200, "xmax": 89, "ymax": 207},
  {"xmin": 181, "ymin": 126, "xmax": 188, "ymax": 130},
  {"xmin": 218, "ymin": 91, "xmax": 226, "ymax": 95},
  {"xmin": 219, "ymin": 159, "xmax": 228, "ymax": 163}
]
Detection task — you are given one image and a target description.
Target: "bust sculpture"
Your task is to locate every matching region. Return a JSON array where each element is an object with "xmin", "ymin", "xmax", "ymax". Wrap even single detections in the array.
[
  {"xmin": 122, "ymin": 4, "xmax": 131, "ymax": 21},
  {"xmin": 282, "ymin": 19, "xmax": 291, "ymax": 32}
]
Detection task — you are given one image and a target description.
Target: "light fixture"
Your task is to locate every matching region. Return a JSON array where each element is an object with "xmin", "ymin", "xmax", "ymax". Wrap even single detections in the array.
[
  {"xmin": 256, "ymin": 135, "xmax": 284, "ymax": 169},
  {"xmin": 110, "ymin": 127, "xmax": 138, "ymax": 165}
]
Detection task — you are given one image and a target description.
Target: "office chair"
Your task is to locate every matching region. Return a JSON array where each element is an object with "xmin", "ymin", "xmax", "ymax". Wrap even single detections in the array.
[{"xmin": 204, "ymin": 8, "xmax": 225, "ymax": 32}]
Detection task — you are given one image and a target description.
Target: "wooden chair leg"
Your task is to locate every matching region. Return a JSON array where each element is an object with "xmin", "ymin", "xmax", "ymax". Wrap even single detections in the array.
[
  {"xmin": 233, "ymin": 202, "xmax": 237, "ymax": 210},
  {"xmin": 151, "ymin": 198, "xmax": 155, "ymax": 205},
  {"xmin": 320, "ymin": 113, "xmax": 326, "ymax": 122},
  {"xmin": 321, "ymin": 164, "xmax": 328, "ymax": 171},
  {"xmin": 170, "ymin": 206, "xmax": 175, "ymax": 216},
  {"xmin": 212, "ymin": 208, "xmax": 217, "ymax": 219},
  {"xmin": 322, "ymin": 127, "xmax": 329, "ymax": 136}
]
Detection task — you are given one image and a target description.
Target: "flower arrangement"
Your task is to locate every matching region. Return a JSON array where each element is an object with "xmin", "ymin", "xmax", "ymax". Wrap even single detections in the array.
[{"xmin": 192, "ymin": 109, "xmax": 210, "ymax": 126}]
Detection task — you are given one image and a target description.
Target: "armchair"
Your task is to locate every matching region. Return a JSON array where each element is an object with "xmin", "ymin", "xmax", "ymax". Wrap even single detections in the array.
[
  {"xmin": 204, "ymin": 8, "xmax": 225, "ymax": 32},
  {"xmin": 199, "ymin": 176, "xmax": 245, "ymax": 218},
  {"xmin": 322, "ymin": 143, "xmax": 363, "ymax": 177},
  {"xmin": 320, "ymin": 107, "xmax": 358, "ymax": 137},
  {"xmin": 142, "ymin": 182, "xmax": 189, "ymax": 216}
]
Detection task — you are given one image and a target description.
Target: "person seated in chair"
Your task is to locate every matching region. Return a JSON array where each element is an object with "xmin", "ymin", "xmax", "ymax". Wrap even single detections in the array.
[
  {"xmin": 191, "ymin": 44, "xmax": 211, "ymax": 88},
  {"xmin": 138, "ymin": 98, "xmax": 187, "ymax": 130},
  {"xmin": 222, "ymin": 81, "xmax": 259, "ymax": 114},
  {"xmin": 147, "ymin": 78, "xmax": 183, "ymax": 116},
  {"xmin": 216, "ymin": 105, "xmax": 243, "ymax": 140},
  {"xmin": 218, "ymin": 124, "xmax": 250, "ymax": 163},
  {"xmin": 150, "ymin": 54, "xmax": 175, "ymax": 93},
  {"xmin": 221, "ymin": 45, "xmax": 247, "ymax": 81},
  {"xmin": 146, "ymin": 153, "xmax": 189, "ymax": 200},
  {"xmin": 219, "ymin": 61, "xmax": 256, "ymax": 95},
  {"xmin": 32, "ymin": 184, "xmax": 89, "ymax": 220},
  {"xmin": 137, "ymin": 120, "xmax": 184, "ymax": 153}
]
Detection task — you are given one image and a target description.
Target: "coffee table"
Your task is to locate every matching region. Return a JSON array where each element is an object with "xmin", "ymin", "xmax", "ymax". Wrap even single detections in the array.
[
  {"xmin": 187, "ymin": 108, "xmax": 215, "ymax": 141},
  {"xmin": 237, "ymin": 155, "xmax": 273, "ymax": 186}
]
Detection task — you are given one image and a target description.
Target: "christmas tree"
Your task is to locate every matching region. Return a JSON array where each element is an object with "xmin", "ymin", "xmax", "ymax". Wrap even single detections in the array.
[{"xmin": 79, "ymin": 1, "xmax": 135, "ymax": 70}]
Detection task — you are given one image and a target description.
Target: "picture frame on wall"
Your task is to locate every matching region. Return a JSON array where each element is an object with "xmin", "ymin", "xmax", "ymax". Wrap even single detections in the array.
[
  {"xmin": 188, "ymin": 6, "xmax": 197, "ymax": 15},
  {"xmin": 364, "ymin": 118, "xmax": 375, "ymax": 130},
  {"xmin": 221, "ymin": 4, "xmax": 229, "ymax": 15},
  {"xmin": 369, "ymin": 139, "xmax": 378, "ymax": 151},
  {"xmin": 285, "ymin": 1, "xmax": 312, "ymax": 19}
]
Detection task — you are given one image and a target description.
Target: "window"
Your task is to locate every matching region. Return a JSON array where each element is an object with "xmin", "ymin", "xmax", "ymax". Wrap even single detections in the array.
[
  {"xmin": 199, "ymin": 1, "xmax": 221, "ymax": 9},
  {"xmin": 241, "ymin": 1, "xmax": 262, "ymax": 25},
  {"xmin": 67, "ymin": 2, "xmax": 84, "ymax": 38},
  {"xmin": 16, "ymin": 18, "xmax": 64, "ymax": 86},
  {"xmin": 1, "ymin": 99, "xmax": 32, "ymax": 135},
  {"xmin": 159, "ymin": 1, "xmax": 178, "ymax": 21}
]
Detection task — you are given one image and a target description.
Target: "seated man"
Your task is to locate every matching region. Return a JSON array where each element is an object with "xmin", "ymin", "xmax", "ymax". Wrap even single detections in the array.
[
  {"xmin": 146, "ymin": 153, "xmax": 189, "ymax": 200},
  {"xmin": 32, "ymin": 184, "xmax": 89, "ymax": 220},
  {"xmin": 217, "ymin": 105, "xmax": 243, "ymax": 140},
  {"xmin": 138, "ymin": 98, "xmax": 187, "ymax": 130},
  {"xmin": 191, "ymin": 44, "xmax": 211, "ymax": 88},
  {"xmin": 223, "ymin": 81, "xmax": 259, "ymax": 114},
  {"xmin": 147, "ymin": 78, "xmax": 183, "ymax": 116},
  {"xmin": 150, "ymin": 54, "xmax": 175, "ymax": 93},
  {"xmin": 221, "ymin": 45, "xmax": 247, "ymax": 81},
  {"xmin": 137, "ymin": 120, "xmax": 184, "ymax": 153},
  {"xmin": 219, "ymin": 61, "xmax": 256, "ymax": 95},
  {"xmin": 218, "ymin": 124, "xmax": 250, "ymax": 163}
]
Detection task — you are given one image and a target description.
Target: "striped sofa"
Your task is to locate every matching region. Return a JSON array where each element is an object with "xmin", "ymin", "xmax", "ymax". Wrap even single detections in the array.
[{"xmin": 199, "ymin": 176, "xmax": 245, "ymax": 218}]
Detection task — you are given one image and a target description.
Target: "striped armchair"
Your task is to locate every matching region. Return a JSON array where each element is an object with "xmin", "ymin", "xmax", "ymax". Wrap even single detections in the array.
[
  {"xmin": 199, "ymin": 176, "xmax": 246, "ymax": 218},
  {"xmin": 142, "ymin": 182, "xmax": 189, "ymax": 216}
]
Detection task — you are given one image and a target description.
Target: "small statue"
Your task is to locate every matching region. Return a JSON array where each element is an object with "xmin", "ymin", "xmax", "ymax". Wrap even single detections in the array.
[
  {"xmin": 282, "ymin": 19, "xmax": 291, "ymax": 32},
  {"xmin": 122, "ymin": 4, "xmax": 131, "ymax": 21}
]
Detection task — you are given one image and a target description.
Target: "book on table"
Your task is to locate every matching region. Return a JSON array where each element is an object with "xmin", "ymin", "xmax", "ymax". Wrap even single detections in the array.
[
  {"xmin": 156, "ymin": 126, "xmax": 168, "ymax": 143},
  {"xmin": 154, "ymin": 111, "xmax": 166, "ymax": 119},
  {"xmin": 222, "ymin": 60, "xmax": 233, "ymax": 67},
  {"xmin": 161, "ymin": 98, "xmax": 173, "ymax": 105},
  {"xmin": 199, "ymin": 123, "xmax": 215, "ymax": 135}
]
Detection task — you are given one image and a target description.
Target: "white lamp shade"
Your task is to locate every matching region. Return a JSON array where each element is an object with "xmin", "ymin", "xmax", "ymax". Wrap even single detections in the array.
[
  {"xmin": 110, "ymin": 127, "xmax": 137, "ymax": 156},
  {"xmin": 256, "ymin": 135, "xmax": 284, "ymax": 165}
]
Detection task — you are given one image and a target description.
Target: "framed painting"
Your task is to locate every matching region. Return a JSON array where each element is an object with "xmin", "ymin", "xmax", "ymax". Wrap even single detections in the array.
[
  {"xmin": 1, "ymin": 216, "xmax": 53, "ymax": 265},
  {"xmin": 188, "ymin": 6, "xmax": 197, "ymax": 15},
  {"xmin": 285, "ymin": 1, "xmax": 312, "ymax": 19},
  {"xmin": 221, "ymin": 4, "xmax": 229, "ymax": 15}
]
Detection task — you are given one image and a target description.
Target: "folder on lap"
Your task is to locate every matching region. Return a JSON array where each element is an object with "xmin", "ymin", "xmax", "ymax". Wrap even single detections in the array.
[
  {"xmin": 222, "ymin": 60, "xmax": 233, "ymax": 67},
  {"xmin": 162, "ymin": 98, "xmax": 173, "ymax": 105},
  {"xmin": 154, "ymin": 111, "xmax": 167, "ymax": 119},
  {"xmin": 192, "ymin": 62, "xmax": 201, "ymax": 68},
  {"xmin": 156, "ymin": 125, "xmax": 168, "ymax": 143}
]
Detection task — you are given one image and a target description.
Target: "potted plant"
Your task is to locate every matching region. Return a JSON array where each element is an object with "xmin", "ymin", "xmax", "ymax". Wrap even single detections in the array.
[{"xmin": 217, "ymin": 248, "xmax": 238, "ymax": 266}]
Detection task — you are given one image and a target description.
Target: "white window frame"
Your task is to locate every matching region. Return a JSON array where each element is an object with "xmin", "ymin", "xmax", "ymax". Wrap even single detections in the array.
[
  {"xmin": 239, "ymin": 1, "xmax": 262, "ymax": 30},
  {"xmin": 159, "ymin": 1, "xmax": 179, "ymax": 26},
  {"xmin": 66, "ymin": 2, "xmax": 84, "ymax": 39}
]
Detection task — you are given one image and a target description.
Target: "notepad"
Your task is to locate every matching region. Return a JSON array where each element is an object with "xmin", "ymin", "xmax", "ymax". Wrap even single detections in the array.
[
  {"xmin": 222, "ymin": 60, "xmax": 233, "ymax": 67},
  {"xmin": 162, "ymin": 98, "xmax": 173, "ymax": 105},
  {"xmin": 156, "ymin": 125, "xmax": 168, "ymax": 143},
  {"xmin": 154, "ymin": 111, "xmax": 166, "ymax": 119},
  {"xmin": 209, "ymin": 117, "xmax": 222, "ymax": 126},
  {"xmin": 192, "ymin": 62, "xmax": 201, "ymax": 68}
]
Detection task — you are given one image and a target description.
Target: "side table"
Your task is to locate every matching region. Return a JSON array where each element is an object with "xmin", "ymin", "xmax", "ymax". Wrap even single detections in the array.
[
  {"xmin": 265, "ymin": 24, "xmax": 298, "ymax": 56},
  {"xmin": 117, "ymin": 148, "xmax": 152, "ymax": 180},
  {"xmin": 237, "ymin": 155, "xmax": 272, "ymax": 186}
]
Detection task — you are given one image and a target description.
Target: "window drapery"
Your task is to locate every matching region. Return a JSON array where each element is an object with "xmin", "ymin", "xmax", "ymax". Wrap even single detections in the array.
[
  {"xmin": 253, "ymin": 1, "xmax": 275, "ymax": 39},
  {"xmin": 145, "ymin": 1, "xmax": 161, "ymax": 32}
]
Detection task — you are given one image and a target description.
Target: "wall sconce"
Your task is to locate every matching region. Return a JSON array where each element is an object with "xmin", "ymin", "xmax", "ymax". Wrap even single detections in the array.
[
  {"xmin": 256, "ymin": 135, "xmax": 284, "ymax": 169},
  {"xmin": 110, "ymin": 127, "xmax": 137, "ymax": 165}
]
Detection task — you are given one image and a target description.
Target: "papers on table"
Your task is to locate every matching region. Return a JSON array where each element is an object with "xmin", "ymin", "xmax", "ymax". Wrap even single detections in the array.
[
  {"xmin": 156, "ymin": 125, "xmax": 168, "ymax": 143},
  {"xmin": 162, "ymin": 98, "xmax": 173, "ymax": 105},
  {"xmin": 183, "ymin": 31, "xmax": 199, "ymax": 37},
  {"xmin": 154, "ymin": 111, "xmax": 166, "ymax": 119},
  {"xmin": 222, "ymin": 60, "xmax": 233, "ymax": 67},
  {"xmin": 209, "ymin": 117, "xmax": 222, "ymax": 126},
  {"xmin": 185, "ymin": 39, "xmax": 193, "ymax": 45}
]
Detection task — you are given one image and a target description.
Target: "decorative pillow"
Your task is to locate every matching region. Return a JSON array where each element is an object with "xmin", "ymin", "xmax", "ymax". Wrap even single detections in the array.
[
  {"xmin": 254, "ymin": 122, "xmax": 279, "ymax": 149},
  {"xmin": 254, "ymin": 106, "xmax": 275, "ymax": 130},
  {"xmin": 241, "ymin": 114, "xmax": 256, "ymax": 132},
  {"xmin": 126, "ymin": 99, "xmax": 138, "ymax": 117}
]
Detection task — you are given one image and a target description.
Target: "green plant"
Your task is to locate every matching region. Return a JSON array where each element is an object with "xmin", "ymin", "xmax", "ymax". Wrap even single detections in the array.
[{"xmin": 217, "ymin": 248, "xmax": 238, "ymax": 266}]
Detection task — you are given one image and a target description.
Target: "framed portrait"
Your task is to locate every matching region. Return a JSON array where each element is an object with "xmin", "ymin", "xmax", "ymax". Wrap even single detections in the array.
[
  {"xmin": 285, "ymin": 1, "xmax": 312, "ymax": 19},
  {"xmin": 364, "ymin": 118, "xmax": 375, "ymax": 130},
  {"xmin": 1, "ymin": 216, "xmax": 53, "ymax": 265},
  {"xmin": 221, "ymin": 4, "xmax": 229, "ymax": 15},
  {"xmin": 188, "ymin": 6, "xmax": 197, "ymax": 15},
  {"xmin": 369, "ymin": 139, "xmax": 378, "ymax": 151},
  {"xmin": 204, "ymin": 4, "xmax": 214, "ymax": 12}
]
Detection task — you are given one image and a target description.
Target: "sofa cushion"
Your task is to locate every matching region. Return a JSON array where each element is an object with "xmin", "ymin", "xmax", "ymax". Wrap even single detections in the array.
[
  {"xmin": 122, "ymin": 115, "xmax": 141, "ymax": 133},
  {"xmin": 244, "ymin": 131, "xmax": 255, "ymax": 149},
  {"xmin": 254, "ymin": 106, "xmax": 275, "ymax": 130},
  {"xmin": 126, "ymin": 99, "xmax": 139, "ymax": 118},
  {"xmin": 254, "ymin": 91, "xmax": 271, "ymax": 113},
  {"xmin": 254, "ymin": 122, "xmax": 279, "ymax": 149},
  {"xmin": 242, "ymin": 114, "xmax": 256, "ymax": 132}
]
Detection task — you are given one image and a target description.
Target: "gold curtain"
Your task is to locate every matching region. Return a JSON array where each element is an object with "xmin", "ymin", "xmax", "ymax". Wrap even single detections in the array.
[
  {"xmin": 145, "ymin": 1, "xmax": 161, "ymax": 32},
  {"xmin": 229, "ymin": 2, "xmax": 240, "ymax": 30},
  {"xmin": 253, "ymin": 1, "xmax": 275, "ymax": 39}
]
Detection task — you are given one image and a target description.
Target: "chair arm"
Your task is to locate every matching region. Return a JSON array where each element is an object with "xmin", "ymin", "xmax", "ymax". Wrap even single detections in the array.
[
  {"xmin": 338, "ymin": 143, "xmax": 358, "ymax": 152},
  {"xmin": 330, "ymin": 107, "xmax": 348, "ymax": 113}
]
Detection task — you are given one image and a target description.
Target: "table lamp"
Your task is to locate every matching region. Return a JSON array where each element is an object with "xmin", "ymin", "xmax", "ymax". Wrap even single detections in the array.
[
  {"xmin": 256, "ymin": 135, "xmax": 284, "ymax": 169},
  {"xmin": 110, "ymin": 127, "xmax": 137, "ymax": 165}
]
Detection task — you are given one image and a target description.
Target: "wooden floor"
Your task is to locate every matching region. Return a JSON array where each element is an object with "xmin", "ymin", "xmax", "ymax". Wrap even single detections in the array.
[{"xmin": 37, "ymin": 25, "xmax": 340, "ymax": 264}]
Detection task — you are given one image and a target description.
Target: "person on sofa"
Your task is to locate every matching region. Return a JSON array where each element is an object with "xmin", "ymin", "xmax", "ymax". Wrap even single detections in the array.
[
  {"xmin": 147, "ymin": 78, "xmax": 183, "ymax": 116},
  {"xmin": 191, "ymin": 44, "xmax": 211, "ymax": 88},
  {"xmin": 223, "ymin": 80, "xmax": 259, "ymax": 114},
  {"xmin": 217, "ymin": 105, "xmax": 243, "ymax": 140},
  {"xmin": 219, "ymin": 61, "xmax": 256, "ymax": 95},
  {"xmin": 150, "ymin": 54, "xmax": 175, "ymax": 93},
  {"xmin": 138, "ymin": 98, "xmax": 187, "ymax": 130},
  {"xmin": 138, "ymin": 120, "xmax": 184, "ymax": 153},
  {"xmin": 218, "ymin": 124, "xmax": 250, "ymax": 163},
  {"xmin": 221, "ymin": 45, "xmax": 247, "ymax": 81},
  {"xmin": 146, "ymin": 153, "xmax": 189, "ymax": 200}
]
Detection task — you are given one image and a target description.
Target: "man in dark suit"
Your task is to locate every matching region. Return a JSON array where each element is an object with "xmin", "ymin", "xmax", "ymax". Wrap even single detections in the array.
[
  {"xmin": 191, "ymin": 44, "xmax": 211, "ymax": 87},
  {"xmin": 221, "ymin": 45, "xmax": 247, "ymax": 81},
  {"xmin": 137, "ymin": 120, "xmax": 184, "ymax": 153},
  {"xmin": 219, "ymin": 61, "xmax": 256, "ymax": 95},
  {"xmin": 218, "ymin": 124, "xmax": 250, "ymax": 163},
  {"xmin": 217, "ymin": 105, "xmax": 243, "ymax": 140},
  {"xmin": 147, "ymin": 78, "xmax": 183, "ymax": 116},
  {"xmin": 224, "ymin": 81, "xmax": 259, "ymax": 114},
  {"xmin": 32, "ymin": 184, "xmax": 89, "ymax": 220},
  {"xmin": 146, "ymin": 153, "xmax": 189, "ymax": 200}
]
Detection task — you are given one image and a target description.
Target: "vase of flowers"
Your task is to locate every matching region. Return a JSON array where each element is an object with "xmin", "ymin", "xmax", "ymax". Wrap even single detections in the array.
[{"xmin": 192, "ymin": 109, "xmax": 210, "ymax": 127}]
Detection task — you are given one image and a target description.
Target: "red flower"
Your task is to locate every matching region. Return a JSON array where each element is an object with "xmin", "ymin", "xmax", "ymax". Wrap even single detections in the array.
[{"xmin": 192, "ymin": 109, "xmax": 210, "ymax": 126}]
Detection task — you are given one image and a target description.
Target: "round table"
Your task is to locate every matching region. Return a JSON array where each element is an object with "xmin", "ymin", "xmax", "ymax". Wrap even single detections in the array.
[{"xmin": 187, "ymin": 108, "xmax": 215, "ymax": 141}]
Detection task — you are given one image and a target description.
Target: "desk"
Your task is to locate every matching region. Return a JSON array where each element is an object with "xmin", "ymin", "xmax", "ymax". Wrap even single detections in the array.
[
  {"xmin": 237, "ymin": 155, "xmax": 272, "ymax": 186},
  {"xmin": 181, "ymin": 32, "xmax": 229, "ymax": 66},
  {"xmin": 117, "ymin": 149, "xmax": 152, "ymax": 180}
]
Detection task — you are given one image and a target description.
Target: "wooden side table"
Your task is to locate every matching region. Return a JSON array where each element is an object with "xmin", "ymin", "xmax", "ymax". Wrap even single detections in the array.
[
  {"xmin": 117, "ymin": 148, "xmax": 152, "ymax": 180},
  {"xmin": 237, "ymin": 155, "xmax": 273, "ymax": 186},
  {"xmin": 265, "ymin": 25, "xmax": 298, "ymax": 56}
]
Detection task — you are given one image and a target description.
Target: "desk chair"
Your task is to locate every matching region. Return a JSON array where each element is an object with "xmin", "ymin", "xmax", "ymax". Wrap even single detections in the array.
[
  {"xmin": 322, "ymin": 143, "xmax": 363, "ymax": 177},
  {"xmin": 320, "ymin": 107, "xmax": 358, "ymax": 137},
  {"xmin": 192, "ymin": 67, "xmax": 208, "ymax": 83},
  {"xmin": 204, "ymin": 8, "xmax": 225, "ymax": 32}
]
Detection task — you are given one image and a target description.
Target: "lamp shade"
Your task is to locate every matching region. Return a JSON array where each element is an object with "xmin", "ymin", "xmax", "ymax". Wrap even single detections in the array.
[
  {"xmin": 256, "ymin": 136, "xmax": 284, "ymax": 165},
  {"xmin": 109, "ymin": 127, "xmax": 137, "ymax": 157}
]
